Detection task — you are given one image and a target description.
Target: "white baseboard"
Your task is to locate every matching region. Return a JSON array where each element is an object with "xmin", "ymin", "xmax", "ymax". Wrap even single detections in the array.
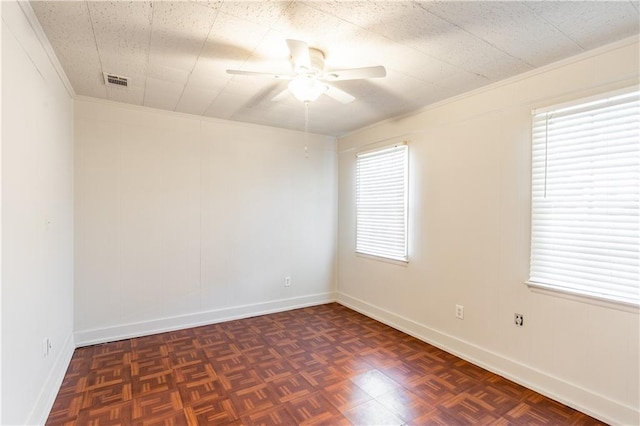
[
  {"xmin": 27, "ymin": 331, "xmax": 75, "ymax": 425},
  {"xmin": 75, "ymin": 292, "xmax": 336, "ymax": 347},
  {"xmin": 336, "ymin": 292, "xmax": 638, "ymax": 426}
]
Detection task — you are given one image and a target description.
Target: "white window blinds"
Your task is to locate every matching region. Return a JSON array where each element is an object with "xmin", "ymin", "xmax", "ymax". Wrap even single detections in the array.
[
  {"xmin": 356, "ymin": 143, "xmax": 408, "ymax": 262},
  {"xmin": 529, "ymin": 89, "xmax": 640, "ymax": 306}
]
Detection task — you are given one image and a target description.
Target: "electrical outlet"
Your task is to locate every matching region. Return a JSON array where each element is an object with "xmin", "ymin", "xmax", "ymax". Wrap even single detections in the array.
[
  {"xmin": 284, "ymin": 276, "xmax": 291, "ymax": 287},
  {"xmin": 455, "ymin": 304, "xmax": 464, "ymax": 320},
  {"xmin": 42, "ymin": 338, "xmax": 52, "ymax": 357},
  {"xmin": 514, "ymin": 313, "xmax": 524, "ymax": 327}
]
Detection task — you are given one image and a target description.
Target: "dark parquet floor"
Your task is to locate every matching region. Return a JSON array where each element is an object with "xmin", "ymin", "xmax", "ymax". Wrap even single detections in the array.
[{"xmin": 46, "ymin": 303, "xmax": 604, "ymax": 425}]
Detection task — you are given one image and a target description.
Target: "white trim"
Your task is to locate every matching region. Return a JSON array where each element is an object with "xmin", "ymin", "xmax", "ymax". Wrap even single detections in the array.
[
  {"xmin": 526, "ymin": 281, "xmax": 640, "ymax": 313},
  {"xmin": 16, "ymin": 1, "xmax": 75, "ymax": 97},
  {"xmin": 340, "ymin": 133, "xmax": 416, "ymax": 155},
  {"xmin": 26, "ymin": 331, "xmax": 75, "ymax": 425},
  {"xmin": 0, "ymin": 11, "xmax": 3, "ymax": 418},
  {"xmin": 75, "ymin": 293, "xmax": 336, "ymax": 347},
  {"xmin": 356, "ymin": 252, "xmax": 409, "ymax": 266},
  {"xmin": 342, "ymin": 35, "xmax": 640, "ymax": 139},
  {"xmin": 335, "ymin": 292, "xmax": 639, "ymax": 426},
  {"xmin": 0, "ymin": 8, "xmax": 3, "ymax": 420},
  {"xmin": 355, "ymin": 140, "xmax": 408, "ymax": 157}
]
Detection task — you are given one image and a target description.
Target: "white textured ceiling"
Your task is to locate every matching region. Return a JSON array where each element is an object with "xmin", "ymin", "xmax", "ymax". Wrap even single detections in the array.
[{"xmin": 31, "ymin": 1, "xmax": 639, "ymax": 136}]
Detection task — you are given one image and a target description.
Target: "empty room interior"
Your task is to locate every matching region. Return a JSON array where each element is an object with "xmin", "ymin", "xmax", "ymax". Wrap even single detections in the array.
[{"xmin": 2, "ymin": 0, "xmax": 639, "ymax": 424}]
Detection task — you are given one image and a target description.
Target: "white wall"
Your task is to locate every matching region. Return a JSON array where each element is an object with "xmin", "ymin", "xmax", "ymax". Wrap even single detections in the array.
[
  {"xmin": 74, "ymin": 98, "xmax": 337, "ymax": 344},
  {"xmin": 337, "ymin": 38, "xmax": 639, "ymax": 425},
  {"xmin": 1, "ymin": 2, "xmax": 75, "ymax": 424}
]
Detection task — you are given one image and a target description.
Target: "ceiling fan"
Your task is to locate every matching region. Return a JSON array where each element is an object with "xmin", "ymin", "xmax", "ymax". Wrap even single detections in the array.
[{"xmin": 226, "ymin": 39, "xmax": 386, "ymax": 104}]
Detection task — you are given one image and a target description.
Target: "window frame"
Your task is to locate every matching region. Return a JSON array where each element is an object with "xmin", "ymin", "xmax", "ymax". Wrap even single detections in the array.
[
  {"xmin": 355, "ymin": 142, "xmax": 409, "ymax": 263},
  {"xmin": 527, "ymin": 87, "xmax": 640, "ymax": 308}
]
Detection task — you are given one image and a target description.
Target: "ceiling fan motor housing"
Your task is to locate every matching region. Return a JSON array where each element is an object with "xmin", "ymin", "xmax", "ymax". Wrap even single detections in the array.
[{"xmin": 303, "ymin": 48, "xmax": 325, "ymax": 76}]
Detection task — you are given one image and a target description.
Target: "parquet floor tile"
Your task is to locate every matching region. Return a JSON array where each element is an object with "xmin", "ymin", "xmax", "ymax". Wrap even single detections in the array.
[
  {"xmin": 375, "ymin": 387, "xmax": 433, "ymax": 423},
  {"xmin": 239, "ymin": 405, "xmax": 296, "ymax": 426},
  {"xmin": 343, "ymin": 399, "xmax": 404, "ymax": 426},
  {"xmin": 228, "ymin": 383, "xmax": 279, "ymax": 417},
  {"xmin": 177, "ymin": 379, "xmax": 226, "ymax": 405},
  {"xmin": 350, "ymin": 370, "xmax": 401, "ymax": 398},
  {"xmin": 321, "ymin": 380, "xmax": 373, "ymax": 412},
  {"xmin": 77, "ymin": 401, "xmax": 133, "ymax": 426},
  {"xmin": 286, "ymin": 392, "xmax": 343, "ymax": 425},
  {"xmin": 47, "ymin": 303, "xmax": 606, "ymax": 425}
]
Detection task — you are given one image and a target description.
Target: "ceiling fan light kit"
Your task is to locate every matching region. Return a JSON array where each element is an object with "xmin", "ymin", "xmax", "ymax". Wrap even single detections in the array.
[
  {"xmin": 226, "ymin": 39, "xmax": 387, "ymax": 105},
  {"xmin": 289, "ymin": 76, "xmax": 328, "ymax": 103}
]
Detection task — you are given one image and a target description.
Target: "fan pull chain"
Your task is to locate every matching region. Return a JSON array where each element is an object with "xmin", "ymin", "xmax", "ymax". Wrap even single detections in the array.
[{"xmin": 304, "ymin": 101, "xmax": 310, "ymax": 159}]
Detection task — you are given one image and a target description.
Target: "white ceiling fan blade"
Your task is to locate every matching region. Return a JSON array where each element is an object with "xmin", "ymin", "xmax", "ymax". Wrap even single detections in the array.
[
  {"xmin": 226, "ymin": 69, "xmax": 291, "ymax": 79},
  {"xmin": 286, "ymin": 39, "xmax": 311, "ymax": 71},
  {"xmin": 324, "ymin": 66, "xmax": 387, "ymax": 81},
  {"xmin": 324, "ymin": 84, "xmax": 355, "ymax": 104},
  {"xmin": 271, "ymin": 88, "xmax": 291, "ymax": 102}
]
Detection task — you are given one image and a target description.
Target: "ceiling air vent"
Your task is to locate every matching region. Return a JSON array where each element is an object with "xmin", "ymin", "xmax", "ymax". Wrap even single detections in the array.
[{"xmin": 103, "ymin": 72, "xmax": 129, "ymax": 88}]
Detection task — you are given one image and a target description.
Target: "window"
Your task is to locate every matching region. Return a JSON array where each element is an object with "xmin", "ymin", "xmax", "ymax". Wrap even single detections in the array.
[
  {"xmin": 356, "ymin": 143, "xmax": 408, "ymax": 262},
  {"xmin": 529, "ymin": 88, "xmax": 639, "ymax": 306}
]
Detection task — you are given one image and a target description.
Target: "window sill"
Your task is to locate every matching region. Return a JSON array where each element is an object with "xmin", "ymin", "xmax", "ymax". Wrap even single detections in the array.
[
  {"xmin": 356, "ymin": 252, "xmax": 409, "ymax": 266},
  {"xmin": 525, "ymin": 281, "xmax": 639, "ymax": 314}
]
